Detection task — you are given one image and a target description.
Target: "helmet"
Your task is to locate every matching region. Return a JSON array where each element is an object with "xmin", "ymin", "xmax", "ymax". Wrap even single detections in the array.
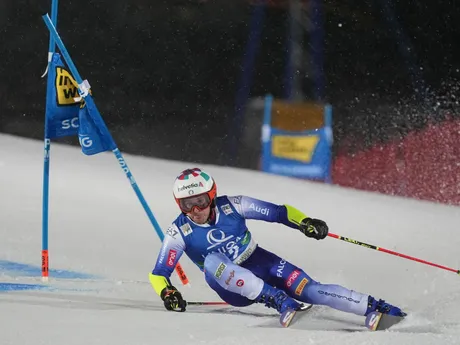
[{"xmin": 173, "ymin": 168, "xmax": 217, "ymax": 213}]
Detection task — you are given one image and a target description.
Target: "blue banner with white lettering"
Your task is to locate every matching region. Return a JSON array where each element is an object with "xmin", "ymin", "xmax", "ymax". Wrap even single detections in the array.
[
  {"xmin": 45, "ymin": 52, "xmax": 115, "ymax": 155},
  {"xmin": 78, "ymin": 97, "xmax": 116, "ymax": 155},
  {"xmin": 45, "ymin": 52, "xmax": 80, "ymax": 138},
  {"xmin": 261, "ymin": 95, "xmax": 333, "ymax": 182}
]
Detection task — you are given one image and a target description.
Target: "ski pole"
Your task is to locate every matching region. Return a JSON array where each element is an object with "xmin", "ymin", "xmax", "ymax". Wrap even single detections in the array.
[
  {"xmin": 328, "ymin": 233, "xmax": 460, "ymax": 275},
  {"xmin": 187, "ymin": 301, "xmax": 229, "ymax": 306}
]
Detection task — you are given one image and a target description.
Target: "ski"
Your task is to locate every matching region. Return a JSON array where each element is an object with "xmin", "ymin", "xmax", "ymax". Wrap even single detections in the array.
[
  {"xmin": 365, "ymin": 311, "xmax": 405, "ymax": 331},
  {"xmin": 279, "ymin": 304, "xmax": 313, "ymax": 328}
]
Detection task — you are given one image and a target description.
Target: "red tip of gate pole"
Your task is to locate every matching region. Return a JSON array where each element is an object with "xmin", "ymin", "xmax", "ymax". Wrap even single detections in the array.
[{"xmin": 42, "ymin": 250, "xmax": 49, "ymax": 282}]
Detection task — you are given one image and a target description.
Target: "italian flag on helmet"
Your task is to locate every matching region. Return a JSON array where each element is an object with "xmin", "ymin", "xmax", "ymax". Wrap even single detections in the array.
[{"xmin": 173, "ymin": 168, "xmax": 217, "ymax": 211}]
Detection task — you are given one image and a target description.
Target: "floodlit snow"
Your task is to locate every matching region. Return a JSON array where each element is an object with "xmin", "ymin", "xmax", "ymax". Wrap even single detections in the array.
[{"xmin": 1, "ymin": 133, "xmax": 459, "ymax": 345}]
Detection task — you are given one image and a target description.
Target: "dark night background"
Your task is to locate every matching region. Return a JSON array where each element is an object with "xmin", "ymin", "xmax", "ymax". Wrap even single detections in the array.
[{"xmin": 1, "ymin": 0, "xmax": 459, "ymax": 168}]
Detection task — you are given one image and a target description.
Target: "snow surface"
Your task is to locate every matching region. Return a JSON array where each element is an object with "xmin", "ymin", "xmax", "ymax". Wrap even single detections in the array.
[{"xmin": 1, "ymin": 133, "xmax": 459, "ymax": 345}]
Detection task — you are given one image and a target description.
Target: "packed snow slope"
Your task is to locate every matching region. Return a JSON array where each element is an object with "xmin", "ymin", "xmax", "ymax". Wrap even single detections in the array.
[{"xmin": 1, "ymin": 134, "xmax": 459, "ymax": 345}]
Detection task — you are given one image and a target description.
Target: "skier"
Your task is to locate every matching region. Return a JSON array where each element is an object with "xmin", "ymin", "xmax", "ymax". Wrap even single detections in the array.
[{"xmin": 149, "ymin": 168, "xmax": 406, "ymax": 319}]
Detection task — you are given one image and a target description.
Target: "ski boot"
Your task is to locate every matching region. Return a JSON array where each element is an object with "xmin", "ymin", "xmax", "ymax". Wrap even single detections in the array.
[
  {"xmin": 256, "ymin": 283, "xmax": 303, "ymax": 314},
  {"xmin": 366, "ymin": 296, "xmax": 407, "ymax": 317}
]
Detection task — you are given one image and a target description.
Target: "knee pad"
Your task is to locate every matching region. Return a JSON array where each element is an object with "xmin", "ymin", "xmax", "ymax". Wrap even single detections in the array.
[
  {"xmin": 204, "ymin": 252, "xmax": 231, "ymax": 278},
  {"xmin": 204, "ymin": 252, "xmax": 263, "ymax": 300},
  {"xmin": 204, "ymin": 252, "xmax": 240, "ymax": 290}
]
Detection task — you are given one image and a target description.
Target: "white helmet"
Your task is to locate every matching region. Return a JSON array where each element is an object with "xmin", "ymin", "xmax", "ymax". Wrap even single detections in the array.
[{"xmin": 173, "ymin": 168, "xmax": 217, "ymax": 213}]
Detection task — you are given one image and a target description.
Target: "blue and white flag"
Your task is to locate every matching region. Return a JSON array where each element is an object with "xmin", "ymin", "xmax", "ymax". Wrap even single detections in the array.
[
  {"xmin": 77, "ymin": 97, "xmax": 116, "ymax": 155},
  {"xmin": 45, "ymin": 52, "xmax": 80, "ymax": 138},
  {"xmin": 45, "ymin": 52, "xmax": 115, "ymax": 155}
]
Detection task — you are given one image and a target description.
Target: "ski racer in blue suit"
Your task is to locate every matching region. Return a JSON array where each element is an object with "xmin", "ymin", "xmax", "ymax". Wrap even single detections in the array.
[{"xmin": 149, "ymin": 168, "xmax": 406, "ymax": 317}]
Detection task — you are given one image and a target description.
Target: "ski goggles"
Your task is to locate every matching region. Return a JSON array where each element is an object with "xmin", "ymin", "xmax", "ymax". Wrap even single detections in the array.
[{"xmin": 178, "ymin": 193, "xmax": 212, "ymax": 213}]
